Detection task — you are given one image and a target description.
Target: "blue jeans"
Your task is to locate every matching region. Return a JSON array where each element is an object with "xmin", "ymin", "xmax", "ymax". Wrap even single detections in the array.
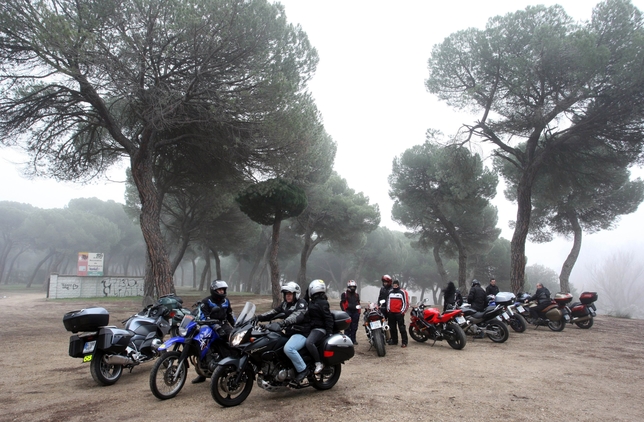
[{"xmin": 284, "ymin": 334, "xmax": 307, "ymax": 373}]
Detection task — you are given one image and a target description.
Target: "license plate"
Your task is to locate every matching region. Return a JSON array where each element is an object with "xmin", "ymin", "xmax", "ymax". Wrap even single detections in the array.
[
  {"xmin": 502, "ymin": 311, "xmax": 509, "ymax": 320},
  {"xmin": 370, "ymin": 320, "xmax": 382, "ymax": 329},
  {"xmin": 455, "ymin": 316, "xmax": 466, "ymax": 324},
  {"xmin": 564, "ymin": 314, "xmax": 571, "ymax": 321},
  {"xmin": 83, "ymin": 340, "xmax": 96, "ymax": 354},
  {"xmin": 517, "ymin": 305, "xmax": 525, "ymax": 313},
  {"xmin": 589, "ymin": 309, "xmax": 596, "ymax": 316}
]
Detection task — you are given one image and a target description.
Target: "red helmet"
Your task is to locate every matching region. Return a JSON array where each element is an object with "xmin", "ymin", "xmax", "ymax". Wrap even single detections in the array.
[{"xmin": 381, "ymin": 275, "xmax": 392, "ymax": 286}]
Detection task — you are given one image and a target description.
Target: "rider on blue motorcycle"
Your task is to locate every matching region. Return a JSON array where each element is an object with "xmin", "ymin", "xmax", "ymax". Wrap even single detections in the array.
[{"xmin": 192, "ymin": 279, "xmax": 235, "ymax": 383}]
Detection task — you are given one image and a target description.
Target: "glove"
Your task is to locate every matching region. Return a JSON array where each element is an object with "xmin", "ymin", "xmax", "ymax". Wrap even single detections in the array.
[{"xmin": 267, "ymin": 322, "xmax": 283, "ymax": 332}]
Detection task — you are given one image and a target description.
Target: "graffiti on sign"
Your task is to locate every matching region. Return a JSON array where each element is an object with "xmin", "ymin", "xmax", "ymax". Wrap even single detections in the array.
[{"xmin": 101, "ymin": 278, "xmax": 144, "ymax": 297}]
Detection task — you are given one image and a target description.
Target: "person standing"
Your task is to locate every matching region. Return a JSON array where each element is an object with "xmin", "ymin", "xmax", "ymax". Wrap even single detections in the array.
[
  {"xmin": 467, "ymin": 279, "xmax": 487, "ymax": 312},
  {"xmin": 386, "ymin": 279, "xmax": 409, "ymax": 348},
  {"xmin": 378, "ymin": 275, "xmax": 393, "ymax": 319},
  {"xmin": 443, "ymin": 281, "xmax": 457, "ymax": 311},
  {"xmin": 486, "ymin": 278, "xmax": 499, "ymax": 296},
  {"xmin": 340, "ymin": 280, "xmax": 361, "ymax": 345}
]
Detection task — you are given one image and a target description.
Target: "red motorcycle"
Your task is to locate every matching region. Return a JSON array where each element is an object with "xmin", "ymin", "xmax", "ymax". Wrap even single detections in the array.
[{"xmin": 408, "ymin": 300, "xmax": 467, "ymax": 350}]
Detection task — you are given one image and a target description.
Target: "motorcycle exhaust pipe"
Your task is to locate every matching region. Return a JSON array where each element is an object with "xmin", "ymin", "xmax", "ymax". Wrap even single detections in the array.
[
  {"xmin": 105, "ymin": 355, "xmax": 135, "ymax": 366},
  {"xmin": 573, "ymin": 315, "xmax": 591, "ymax": 323}
]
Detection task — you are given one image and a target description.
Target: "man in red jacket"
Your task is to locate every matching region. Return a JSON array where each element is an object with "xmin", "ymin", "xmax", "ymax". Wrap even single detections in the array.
[{"xmin": 386, "ymin": 279, "xmax": 409, "ymax": 347}]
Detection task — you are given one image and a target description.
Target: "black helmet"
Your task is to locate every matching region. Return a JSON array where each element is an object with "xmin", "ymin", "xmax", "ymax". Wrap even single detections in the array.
[
  {"xmin": 472, "ymin": 279, "xmax": 480, "ymax": 286},
  {"xmin": 210, "ymin": 280, "xmax": 228, "ymax": 301}
]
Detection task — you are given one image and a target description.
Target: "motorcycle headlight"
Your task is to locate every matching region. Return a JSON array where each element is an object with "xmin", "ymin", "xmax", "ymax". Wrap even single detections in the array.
[{"xmin": 230, "ymin": 329, "xmax": 249, "ymax": 347}]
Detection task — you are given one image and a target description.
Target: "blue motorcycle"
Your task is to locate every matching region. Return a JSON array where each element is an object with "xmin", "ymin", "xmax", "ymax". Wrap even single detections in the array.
[{"xmin": 149, "ymin": 306, "xmax": 232, "ymax": 400}]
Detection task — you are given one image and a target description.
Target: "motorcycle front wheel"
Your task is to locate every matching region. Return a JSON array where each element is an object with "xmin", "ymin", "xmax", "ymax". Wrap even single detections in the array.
[
  {"xmin": 310, "ymin": 363, "xmax": 342, "ymax": 390},
  {"xmin": 444, "ymin": 322, "xmax": 467, "ymax": 350},
  {"xmin": 210, "ymin": 364, "xmax": 254, "ymax": 407},
  {"xmin": 486, "ymin": 321, "xmax": 509, "ymax": 343},
  {"xmin": 548, "ymin": 319, "xmax": 566, "ymax": 332},
  {"xmin": 89, "ymin": 350, "xmax": 123, "ymax": 386},
  {"xmin": 509, "ymin": 314, "xmax": 527, "ymax": 333},
  {"xmin": 408, "ymin": 324, "xmax": 429, "ymax": 342},
  {"xmin": 373, "ymin": 329, "xmax": 386, "ymax": 357},
  {"xmin": 149, "ymin": 351, "xmax": 187, "ymax": 400},
  {"xmin": 575, "ymin": 316, "xmax": 594, "ymax": 329}
]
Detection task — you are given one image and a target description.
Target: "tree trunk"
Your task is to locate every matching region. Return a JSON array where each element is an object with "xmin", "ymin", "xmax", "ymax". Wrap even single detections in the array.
[
  {"xmin": 432, "ymin": 241, "xmax": 449, "ymax": 285},
  {"xmin": 269, "ymin": 216, "xmax": 282, "ymax": 308},
  {"xmin": 559, "ymin": 212, "xmax": 582, "ymax": 293},
  {"xmin": 297, "ymin": 223, "xmax": 323, "ymax": 286},
  {"xmin": 192, "ymin": 257, "xmax": 197, "ymax": 288},
  {"xmin": 510, "ymin": 174, "xmax": 533, "ymax": 294},
  {"xmin": 199, "ymin": 248, "xmax": 211, "ymax": 291},
  {"xmin": 170, "ymin": 235, "xmax": 190, "ymax": 276},
  {"xmin": 4, "ymin": 246, "xmax": 28, "ymax": 284},
  {"xmin": 130, "ymin": 148, "xmax": 174, "ymax": 297},
  {"xmin": 212, "ymin": 247, "xmax": 222, "ymax": 280},
  {"xmin": 0, "ymin": 240, "xmax": 12, "ymax": 283},
  {"xmin": 26, "ymin": 250, "xmax": 56, "ymax": 288}
]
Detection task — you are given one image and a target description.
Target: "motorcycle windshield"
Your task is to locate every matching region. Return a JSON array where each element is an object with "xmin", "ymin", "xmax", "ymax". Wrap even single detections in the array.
[{"xmin": 235, "ymin": 302, "xmax": 256, "ymax": 327}]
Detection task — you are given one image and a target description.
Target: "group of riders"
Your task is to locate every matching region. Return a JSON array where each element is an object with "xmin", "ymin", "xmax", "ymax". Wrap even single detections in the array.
[{"xmin": 193, "ymin": 274, "xmax": 553, "ymax": 384}]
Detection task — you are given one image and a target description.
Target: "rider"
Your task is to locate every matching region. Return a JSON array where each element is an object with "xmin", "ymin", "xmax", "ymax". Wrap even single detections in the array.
[
  {"xmin": 193, "ymin": 279, "xmax": 235, "ymax": 384},
  {"xmin": 305, "ymin": 279, "xmax": 334, "ymax": 375},
  {"xmin": 340, "ymin": 280, "xmax": 361, "ymax": 344},
  {"xmin": 378, "ymin": 275, "xmax": 394, "ymax": 319},
  {"xmin": 467, "ymin": 279, "xmax": 487, "ymax": 312},
  {"xmin": 526, "ymin": 282, "xmax": 552, "ymax": 321},
  {"xmin": 386, "ymin": 279, "xmax": 409, "ymax": 347},
  {"xmin": 257, "ymin": 281, "xmax": 310, "ymax": 383},
  {"xmin": 443, "ymin": 281, "xmax": 457, "ymax": 311}
]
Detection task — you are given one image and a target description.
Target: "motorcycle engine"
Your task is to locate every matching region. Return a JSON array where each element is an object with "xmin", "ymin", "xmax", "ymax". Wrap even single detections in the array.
[{"xmin": 257, "ymin": 363, "xmax": 292, "ymax": 392}]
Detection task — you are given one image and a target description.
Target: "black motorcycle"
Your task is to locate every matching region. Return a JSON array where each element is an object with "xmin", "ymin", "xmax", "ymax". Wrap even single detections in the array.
[
  {"xmin": 64, "ymin": 304, "xmax": 171, "ymax": 386},
  {"xmin": 210, "ymin": 302, "xmax": 355, "ymax": 407},
  {"xmin": 456, "ymin": 302, "xmax": 510, "ymax": 343}
]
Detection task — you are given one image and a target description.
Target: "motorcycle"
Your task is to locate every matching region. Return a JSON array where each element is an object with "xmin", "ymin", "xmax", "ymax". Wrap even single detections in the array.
[
  {"xmin": 456, "ymin": 302, "xmax": 510, "ymax": 343},
  {"xmin": 408, "ymin": 299, "xmax": 467, "ymax": 349},
  {"xmin": 568, "ymin": 292, "xmax": 598, "ymax": 329},
  {"xmin": 362, "ymin": 301, "xmax": 390, "ymax": 357},
  {"xmin": 523, "ymin": 293, "xmax": 567, "ymax": 332},
  {"xmin": 149, "ymin": 305, "xmax": 233, "ymax": 400},
  {"xmin": 63, "ymin": 303, "xmax": 171, "ymax": 386},
  {"xmin": 210, "ymin": 302, "xmax": 355, "ymax": 407},
  {"xmin": 488, "ymin": 292, "xmax": 528, "ymax": 333},
  {"xmin": 154, "ymin": 294, "xmax": 193, "ymax": 337}
]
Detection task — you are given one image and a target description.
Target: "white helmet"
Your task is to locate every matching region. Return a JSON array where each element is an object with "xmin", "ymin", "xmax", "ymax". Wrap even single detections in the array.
[
  {"xmin": 281, "ymin": 281, "xmax": 301, "ymax": 301},
  {"xmin": 308, "ymin": 279, "xmax": 326, "ymax": 297}
]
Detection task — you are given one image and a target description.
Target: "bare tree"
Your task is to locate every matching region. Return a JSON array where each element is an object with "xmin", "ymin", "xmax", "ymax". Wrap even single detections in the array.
[{"xmin": 588, "ymin": 250, "xmax": 644, "ymax": 318}]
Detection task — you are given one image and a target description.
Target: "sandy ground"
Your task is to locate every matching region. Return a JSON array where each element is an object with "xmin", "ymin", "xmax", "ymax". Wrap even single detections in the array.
[{"xmin": 0, "ymin": 290, "xmax": 643, "ymax": 422}]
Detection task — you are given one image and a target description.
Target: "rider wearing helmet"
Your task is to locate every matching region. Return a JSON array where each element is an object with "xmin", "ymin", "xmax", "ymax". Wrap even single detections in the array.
[
  {"xmin": 257, "ymin": 281, "xmax": 310, "ymax": 382},
  {"xmin": 193, "ymin": 279, "xmax": 235, "ymax": 383},
  {"xmin": 467, "ymin": 279, "xmax": 487, "ymax": 312},
  {"xmin": 340, "ymin": 280, "xmax": 361, "ymax": 344},
  {"xmin": 378, "ymin": 275, "xmax": 394, "ymax": 319},
  {"xmin": 305, "ymin": 279, "xmax": 334, "ymax": 375}
]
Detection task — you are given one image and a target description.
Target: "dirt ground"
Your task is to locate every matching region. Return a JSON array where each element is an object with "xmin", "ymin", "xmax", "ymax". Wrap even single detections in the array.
[{"xmin": 1, "ymin": 289, "xmax": 643, "ymax": 422}]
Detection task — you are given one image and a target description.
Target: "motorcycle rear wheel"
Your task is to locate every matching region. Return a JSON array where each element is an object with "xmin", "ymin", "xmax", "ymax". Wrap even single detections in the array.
[
  {"xmin": 575, "ymin": 316, "xmax": 594, "ymax": 329},
  {"xmin": 486, "ymin": 321, "xmax": 509, "ymax": 343},
  {"xmin": 373, "ymin": 330, "xmax": 386, "ymax": 357},
  {"xmin": 509, "ymin": 314, "xmax": 527, "ymax": 333},
  {"xmin": 90, "ymin": 350, "xmax": 123, "ymax": 386},
  {"xmin": 210, "ymin": 364, "xmax": 254, "ymax": 407},
  {"xmin": 149, "ymin": 351, "xmax": 187, "ymax": 400},
  {"xmin": 408, "ymin": 325, "xmax": 429, "ymax": 343},
  {"xmin": 310, "ymin": 363, "xmax": 342, "ymax": 390},
  {"xmin": 445, "ymin": 322, "xmax": 467, "ymax": 350},
  {"xmin": 548, "ymin": 319, "xmax": 566, "ymax": 332}
]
